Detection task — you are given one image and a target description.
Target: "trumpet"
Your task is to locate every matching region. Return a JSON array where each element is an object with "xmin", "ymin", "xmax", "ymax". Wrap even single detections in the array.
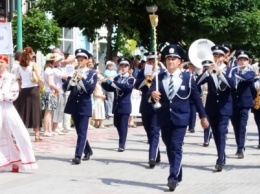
[
  {"xmin": 145, "ymin": 74, "xmax": 154, "ymax": 87},
  {"xmin": 145, "ymin": 68, "xmax": 156, "ymax": 87},
  {"xmin": 69, "ymin": 63, "xmax": 82, "ymax": 86},
  {"xmin": 211, "ymin": 61, "xmax": 222, "ymax": 74}
]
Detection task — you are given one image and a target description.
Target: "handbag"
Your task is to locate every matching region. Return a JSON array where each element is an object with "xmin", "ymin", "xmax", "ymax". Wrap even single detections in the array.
[{"xmin": 31, "ymin": 63, "xmax": 38, "ymax": 83}]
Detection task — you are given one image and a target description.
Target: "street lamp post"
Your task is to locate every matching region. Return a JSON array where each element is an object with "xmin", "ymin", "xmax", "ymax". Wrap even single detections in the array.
[
  {"xmin": 146, "ymin": 5, "xmax": 161, "ymax": 109},
  {"xmin": 146, "ymin": 5, "xmax": 158, "ymax": 52},
  {"xmin": 16, "ymin": 0, "xmax": 23, "ymax": 50}
]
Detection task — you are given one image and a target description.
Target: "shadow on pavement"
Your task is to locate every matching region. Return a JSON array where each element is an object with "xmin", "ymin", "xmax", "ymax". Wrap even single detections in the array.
[
  {"xmin": 93, "ymin": 158, "xmax": 149, "ymax": 169},
  {"xmin": 35, "ymin": 155, "xmax": 71, "ymax": 163},
  {"xmin": 99, "ymin": 178, "xmax": 167, "ymax": 191}
]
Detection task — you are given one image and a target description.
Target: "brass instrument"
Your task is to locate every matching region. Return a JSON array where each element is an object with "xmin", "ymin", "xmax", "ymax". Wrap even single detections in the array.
[
  {"xmin": 254, "ymin": 85, "xmax": 260, "ymax": 110},
  {"xmin": 188, "ymin": 39, "xmax": 215, "ymax": 69},
  {"xmin": 145, "ymin": 70, "xmax": 156, "ymax": 87},
  {"xmin": 69, "ymin": 63, "xmax": 82, "ymax": 86}
]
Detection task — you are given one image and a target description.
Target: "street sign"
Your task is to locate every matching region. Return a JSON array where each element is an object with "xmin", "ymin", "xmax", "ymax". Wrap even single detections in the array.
[{"xmin": 0, "ymin": 22, "xmax": 13, "ymax": 54}]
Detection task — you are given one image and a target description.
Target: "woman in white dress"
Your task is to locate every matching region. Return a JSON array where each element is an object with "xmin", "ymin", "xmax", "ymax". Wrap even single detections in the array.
[
  {"xmin": 93, "ymin": 74, "xmax": 106, "ymax": 128},
  {"xmin": 0, "ymin": 55, "xmax": 37, "ymax": 172},
  {"xmin": 128, "ymin": 68, "xmax": 141, "ymax": 128}
]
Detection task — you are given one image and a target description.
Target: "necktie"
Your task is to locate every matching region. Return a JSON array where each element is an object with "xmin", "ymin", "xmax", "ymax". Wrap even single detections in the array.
[{"xmin": 168, "ymin": 75, "xmax": 174, "ymax": 99}]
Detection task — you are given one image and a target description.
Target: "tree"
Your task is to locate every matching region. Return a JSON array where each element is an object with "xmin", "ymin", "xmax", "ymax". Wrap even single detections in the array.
[
  {"xmin": 36, "ymin": 0, "xmax": 260, "ymax": 57},
  {"xmin": 12, "ymin": 8, "xmax": 61, "ymax": 54}
]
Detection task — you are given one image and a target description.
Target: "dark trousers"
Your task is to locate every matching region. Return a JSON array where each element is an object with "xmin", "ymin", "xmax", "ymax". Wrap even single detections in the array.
[
  {"xmin": 209, "ymin": 115, "xmax": 229, "ymax": 165},
  {"xmin": 114, "ymin": 113, "xmax": 129, "ymax": 149},
  {"xmin": 72, "ymin": 114, "xmax": 90, "ymax": 158},
  {"xmin": 84, "ymin": 140, "xmax": 93, "ymax": 155},
  {"xmin": 161, "ymin": 122, "xmax": 186, "ymax": 183},
  {"xmin": 253, "ymin": 110, "xmax": 260, "ymax": 145},
  {"xmin": 189, "ymin": 103, "xmax": 196, "ymax": 129},
  {"xmin": 142, "ymin": 113, "xmax": 161, "ymax": 161},
  {"xmin": 231, "ymin": 107, "xmax": 250, "ymax": 152},
  {"xmin": 204, "ymin": 126, "xmax": 212, "ymax": 143}
]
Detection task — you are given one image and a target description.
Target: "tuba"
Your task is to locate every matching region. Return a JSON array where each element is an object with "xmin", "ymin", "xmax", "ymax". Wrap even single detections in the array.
[{"xmin": 188, "ymin": 39, "xmax": 215, "ymax": 69}]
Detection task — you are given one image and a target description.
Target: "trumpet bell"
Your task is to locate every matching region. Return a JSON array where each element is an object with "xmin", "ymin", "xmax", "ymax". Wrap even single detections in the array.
[
  {"xmin": 69, "ymin": 79, "xmax": 78, "ymax": 86},
  {"xmin": 188, "ymin": 39, "xmax": 215, "ymax": 69}
]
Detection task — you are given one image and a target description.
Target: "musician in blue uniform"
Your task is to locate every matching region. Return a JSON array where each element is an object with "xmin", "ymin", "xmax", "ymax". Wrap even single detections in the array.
[
  {"xmin": 199, "ymin": 60, "xmax": 213, "ymax": 147},
  {"xmin": 148, "ymin": 45, "xmax": 209, "ymax": 191},
  {"xmin": 134, "ymin": 52, "xmax": 162, "ymax": 168},
  {"xmin": 63, "ymin": 49, "xmax": 97, "ymax": 164},
  {"xmin": 186, "ymin": 61, "xmax": 199, "ymax": 133},
  {"xmin": 101, "ymin": 57, "xmax": 134, "ymax": 152},
  {"xmin": 197, "ymin": 45, "xmax": 232, "ymax": 172},
  {"xmin": 229, "ymin": 50, "xmax": 255, "ymax": 159},
  {"xmin": 252, "ymin": 73, "xmax": 260, "ymax": 148}
]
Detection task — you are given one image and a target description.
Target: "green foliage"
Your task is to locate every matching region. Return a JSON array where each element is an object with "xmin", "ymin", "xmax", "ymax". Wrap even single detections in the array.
[
  {"xmin": 12, "ymin": 8, "xmax": 61, "ymax": 54},
  {"xmin": 35, "ymin": 0, "xmax": 260, "ymax": 57}
]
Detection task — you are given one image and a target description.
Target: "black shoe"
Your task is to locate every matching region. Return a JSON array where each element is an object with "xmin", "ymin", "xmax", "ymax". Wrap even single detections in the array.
[
  {"xmin": 149, "ymin": 159, "xmax": 156, "ymax": 168},
  {"xmin": 188, "ymin": 128, "xmax": 195, "ymax": 133},
  {"xmin": 203, "ymin": 142, "xmax": 209, "ymax": 147},
  {"xmin": 72, "ymin": 157, "xmax": 81, "ymax": 165},
  {"xmin": 118, "ymin": 148, "xmax": 125, "ymax": 152},
  {"xmin": 82, "ymin": 153, "xmax": 93, "ymax": 161},
  {"xmin": 167, "ymin": 181, "xmax": 178, "ymax": 191},
  {"xmin": 215, "ymin": 164, "xmax": 223, "ymax": 172},
  {"xmin": 156, "ymin": 157, "xmax": 161, "ymax": 163},
  {"xmin": 237, "ymin": 152, "xmax": 244, "ymax": 159}
]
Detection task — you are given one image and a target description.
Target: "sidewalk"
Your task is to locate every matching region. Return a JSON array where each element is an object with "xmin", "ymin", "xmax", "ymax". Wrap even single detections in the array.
[{"xmin": 1, "ymin": 115, "xmax": 260, "ymax": 194}]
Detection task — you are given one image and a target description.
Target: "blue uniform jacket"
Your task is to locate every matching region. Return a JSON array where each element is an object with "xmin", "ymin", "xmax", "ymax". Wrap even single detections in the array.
[
  {"xmin": 134, "ymin": 68, "xmax": 164, "ymax": 115},
  {"xmin": 147, "ymin": 71, "xmax": 206, "ymax": 128},
  {"xmin": 102, "ymin": 74, "xmax": 134, "ymax": 114},
  {"xmin": 197, "ymin": 68, "xmax": 232, "ymax": 117},
  {"xmin": 229, "ymin": 66, "xmax": 256, "ymax": 108},
  {"xmin": 63, "ymin": 70, "xmax": 97, "ymax": 116}
]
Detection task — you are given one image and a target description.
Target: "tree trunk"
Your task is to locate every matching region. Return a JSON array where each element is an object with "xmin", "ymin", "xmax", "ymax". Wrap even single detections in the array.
[{"xmin": 106, "ymin": 22, "xmax": 113, "ymax": 61}]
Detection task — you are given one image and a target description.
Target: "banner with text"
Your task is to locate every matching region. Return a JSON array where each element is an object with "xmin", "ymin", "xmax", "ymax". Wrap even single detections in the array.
[{"xmin": 0, "ymin": 22, "xmax": 13, "ymax": 54}]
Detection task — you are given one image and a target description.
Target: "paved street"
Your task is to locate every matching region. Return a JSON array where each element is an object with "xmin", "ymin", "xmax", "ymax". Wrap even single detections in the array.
[{"xmin": 1, "ymin": 114, "xmax": 260, "ymax": 194}]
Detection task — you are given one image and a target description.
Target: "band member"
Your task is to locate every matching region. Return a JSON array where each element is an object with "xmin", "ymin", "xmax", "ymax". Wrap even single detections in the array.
[
  {"xmin": 134, "ymin": 52, "xmax": 162, "ymax": 168},
  {"xmin": 63, "ymin": 49, "xmax": 97, "ymax": 164},
  {"xmin": 148, "ymin": 45, "xmax": 209, "ymax": 191},
  {"xmin": 199, "ymin": 60, "xmax": 213, "ymax": 146},
  {"xmin": 101, "ymin": 57, "xmax": 134, "ymax": 152},
  {"xmin": 229, "ymin": 50, "xmax": 255, "ymax": 159},
  {"xmin": 186, "ymin": 61, "xmax": 199, "ymax": 133},
  {"xmin": 197, "ymin": 45, "xmax": 232, "ymax": 172},
  {"xmin": 221, "ymin": 44, "xmax": 236, "ymax": 67},
  {"xmin": 252, "ymin": 72, "xmax": 260, "ymax": 148}
]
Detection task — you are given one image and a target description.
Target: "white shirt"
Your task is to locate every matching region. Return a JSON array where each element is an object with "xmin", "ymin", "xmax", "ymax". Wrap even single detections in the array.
[
  {"xmin": 44, "ymin": 67, "xmax": 54, "ymax": 93},
  {"xmin": 167, "ymin": 68, "xmax": 181, "ymax": 87},
  {"xmin": 53, "ymin": 67, "xmax": 65, "ymax": 93},
  {"xmin": 18, "ymin": 63, "xmax": 38, "ymax": 88}
]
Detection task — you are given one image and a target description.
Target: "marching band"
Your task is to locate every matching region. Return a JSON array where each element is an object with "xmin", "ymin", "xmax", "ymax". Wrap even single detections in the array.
[
  {"xmin": 43, "ymin": 43, "xmax": 260, "ymax": 191},
  {"xmin": 2, "ymin": 39, "xmax": 260, "ymax": 192}
]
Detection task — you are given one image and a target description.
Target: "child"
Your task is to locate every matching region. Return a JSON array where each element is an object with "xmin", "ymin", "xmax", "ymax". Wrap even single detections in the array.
[
  {"xmin": 0, "ymin": 55, "xmax": 37, "ymax": 172},
  {"xmin": 93, "ymin": 74, "xmax": 106, "ymax": 128}
]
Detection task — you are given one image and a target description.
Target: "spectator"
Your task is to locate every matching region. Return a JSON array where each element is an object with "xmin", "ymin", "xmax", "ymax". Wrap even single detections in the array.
[
  {"xmin": 93, "ymin": 74, "xmax": 106, "ymax": 128},
  {"xmin": 14, "ymin": 47, "xmax": 43, "ymax": 142},
  {"xmin": 104, "ymin": 61, "xmax": 117, "ymax": 117},
  {"xmin": 0, "ymin": 55, "xmax": 38, "ymax": 172},
  {"xmin": 41, "ymin": 53, "xmax": 59, "ymax": 137}
]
